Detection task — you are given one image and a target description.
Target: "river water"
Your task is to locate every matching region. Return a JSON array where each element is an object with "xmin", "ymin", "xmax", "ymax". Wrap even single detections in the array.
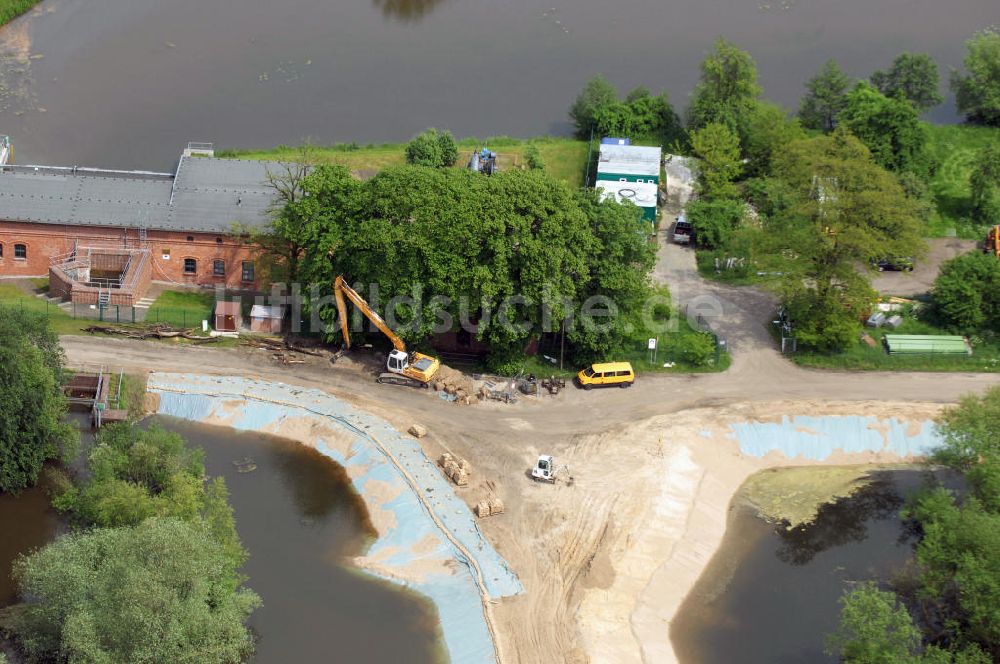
[
  {"xmin": 0, "ymin": 0, "xmax": 995, "ymax": 170},
  {"xmin": 671, "ymin": 469, "xmax": 958, "ymax": 663},
  {"xmin": 0, "ymin": 415, "xmax": 441, "ymax": 663}
]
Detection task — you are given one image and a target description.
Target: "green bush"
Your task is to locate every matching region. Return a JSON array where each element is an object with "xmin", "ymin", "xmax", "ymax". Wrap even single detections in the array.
[
  {"xmin": 931, "ymin": 252, "xmax": 1000, "ymax": 333},
  {"xmin": 666, "ymin": 330, "xmax": 716, "ymax": 366},
  {"xmin": 568, "ymin": 76, "xmax": 682, "ymax": 143},
  {"xmin": 0, "ymin": 308, "xmax": 78, "ymax": 493},
  {"xmin": 524, "ymin": 144, "xmax": 545, "ymax": 170},
  {"xmin": 404, "ymin": 128, "xmax": 459, "ymax": 168},
  {"xmin": 12, "ymin": 518, "xmax": 261, "ymax": 664},
  {"xmin": 485, "ymin": 348, "xmax": 526, "ymax": 376},
  {"xmin": 54, "ymin": 424, "xmax": 246, "ymax": 568},
  {"xmin": 686, "ymin": 199, "xmax": 746, "ymax": 249}
]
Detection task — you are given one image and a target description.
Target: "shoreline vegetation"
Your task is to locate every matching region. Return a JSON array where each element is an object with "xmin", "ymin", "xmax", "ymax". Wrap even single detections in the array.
[
  {"xmin": 220, "ymin": 136, "xmax": 594, "ymax": 188},
  {"xmin": 0, "ymin": 0, "xmax": 40, "ymax": 27},
  {"xmin": 223, "ymin": 122, "xmax": 997, "ymax": 240}
]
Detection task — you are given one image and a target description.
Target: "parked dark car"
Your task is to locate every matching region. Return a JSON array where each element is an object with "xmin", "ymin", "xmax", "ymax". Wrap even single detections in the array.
[
  {"xmin": 673, "ymin": 216, "xmax": 693, "ymax": 244},
  {"xmin": 871, "ymin": 257, "xmax": 914, "ymax": 272}
]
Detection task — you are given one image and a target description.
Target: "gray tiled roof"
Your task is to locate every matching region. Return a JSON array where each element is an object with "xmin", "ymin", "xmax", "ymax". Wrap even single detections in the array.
[{"xmin": 0, "ymin": 155, "xmax": 285, "ymax": 234}]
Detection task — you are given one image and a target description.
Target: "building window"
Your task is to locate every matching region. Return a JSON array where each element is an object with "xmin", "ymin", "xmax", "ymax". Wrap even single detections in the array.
[
  {"xmin": 215, "ymin": 237, "xmax": 222, "ymax": 244},
  {"xmin": 241, "ymin": 261, "xmax": 254, "ymax": 282},
  {"xmin": 186, "ymin": 235, "xmax": 194, "ymax": 242},
  {"xmin": 0, "ymin": 243, "xmax": 3, "ymax": 258},
  {"xmin": 162, "ymin": 248, "xmax": 171, "ymax": 260},
  {"xmin": 213, "ymin": 259, "xmax": 225, "ymax": 277},
  {"xmin": 184, "ymin": 258, "xmax": 197, "ymax": 274},
  {"xmin": 14, "ymin": 244, "xmax": 26, "ymax": 259}
]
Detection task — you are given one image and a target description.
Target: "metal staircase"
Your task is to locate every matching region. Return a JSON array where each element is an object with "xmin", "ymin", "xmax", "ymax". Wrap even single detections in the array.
[{"xmin": 97, "ymin": 288, "xmax": 110, "ymax": 308}]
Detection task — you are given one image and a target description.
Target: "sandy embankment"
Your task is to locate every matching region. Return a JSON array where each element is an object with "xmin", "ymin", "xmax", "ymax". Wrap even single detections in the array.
[{"xmin": 487, "ymin": 400, "xmax": 944, "ymax": 664}]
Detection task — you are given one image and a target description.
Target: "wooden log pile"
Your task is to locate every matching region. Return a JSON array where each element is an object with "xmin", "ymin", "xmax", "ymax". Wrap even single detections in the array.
[
  {"xmin": 84, "ymin": 324, "xmax": 220, "ymax": 343},
  {"xmin": 240, "ymin": 337, "xmax": 331, "ymax": 364}
]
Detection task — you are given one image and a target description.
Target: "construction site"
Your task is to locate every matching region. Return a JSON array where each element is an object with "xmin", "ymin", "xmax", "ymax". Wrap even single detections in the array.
[
  {"xmin": 44, "ymin": 167, "xmax": 1000, "ymax": 662},
  {"xmin": 4, "ymin": 153, "xmax": 987, "ymax": 664}
]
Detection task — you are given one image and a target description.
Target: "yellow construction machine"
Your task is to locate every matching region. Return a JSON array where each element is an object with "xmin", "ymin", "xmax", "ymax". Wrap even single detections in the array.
[{"xmin": 333, "ymin": 275, "xmax": 441, "ymax": 388}]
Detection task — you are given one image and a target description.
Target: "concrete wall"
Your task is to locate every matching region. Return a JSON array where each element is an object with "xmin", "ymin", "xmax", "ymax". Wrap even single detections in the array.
[{"xmin": 0, "ymin": 220, "xmax": 258, "ymax": 289}]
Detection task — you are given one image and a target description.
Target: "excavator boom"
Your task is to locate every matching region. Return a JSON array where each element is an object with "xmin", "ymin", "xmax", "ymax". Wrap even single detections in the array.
[
  {"xmin": 334, "ymin": 276, "xmax": 406, "ymax": 352},
  {"xmin": 333, "ymin": 275, "xmax": 440, "ymax": 386}
]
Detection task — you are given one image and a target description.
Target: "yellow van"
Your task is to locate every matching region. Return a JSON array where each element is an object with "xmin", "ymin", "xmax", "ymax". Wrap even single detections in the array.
[{"xmin": 576, "ymin": 362, "xmax": 635, "ymax": 389}]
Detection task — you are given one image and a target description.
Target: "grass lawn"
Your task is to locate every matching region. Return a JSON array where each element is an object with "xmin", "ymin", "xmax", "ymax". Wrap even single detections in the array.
[
  {"xmin": 146, "ymin": 290, "xmax": 215, "ymax": 328},
  {"xmin": 219, "ymin": 136, "xmax": 593, "ymax": 188},
  {"xmin": 926, "ymin": 123, "xmax": 1000, "ymax": 239},
  {"xmin": 0, "ymin": 0, "xmax": 40, "ymax": 25},
  {"xmin": 791, "ymin": 316, "xmax": 1000, "ymax": 372},
  {"xmin": 0, "ymin": 284, "xmax": 92, "ymax": 334}
]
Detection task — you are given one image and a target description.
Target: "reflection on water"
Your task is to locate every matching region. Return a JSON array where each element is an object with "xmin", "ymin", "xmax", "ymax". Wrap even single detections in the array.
[
  {"xmin": 149, "ymin": 416, "xmax": 441, "ymax": 664},
  {"xmin": 2, "ymin": 415, "xmax": 441, "ymax": 663},
  {"xmin": 671, "ymin": 470, "xmax": 955, "ymax": 664},
  {"xmin": 373, "ymin": 0, "xmax": 446, "ymax": 22},
  {"xmin": 775, "ymin": 475, "xmax": 904, "ymax": 566}
]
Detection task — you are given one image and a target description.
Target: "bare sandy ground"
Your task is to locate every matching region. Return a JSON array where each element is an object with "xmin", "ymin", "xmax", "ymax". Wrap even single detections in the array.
[
  {"xmin": 61, "ymin": 334, "xmax": 983, "ymax": 664},
  {"xmin": 464, "ymin": 400, "xmax": 945, "ymax": 664}
]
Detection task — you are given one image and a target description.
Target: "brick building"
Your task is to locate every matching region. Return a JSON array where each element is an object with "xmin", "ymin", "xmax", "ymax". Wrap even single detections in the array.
[{"xmin": 0, "ymin": 149, "xmax": 281, "ymax": 306}]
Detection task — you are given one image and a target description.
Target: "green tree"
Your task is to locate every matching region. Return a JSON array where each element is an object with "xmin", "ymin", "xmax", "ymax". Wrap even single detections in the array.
[
  {"xmin": 764, "ymin": 129, "xmax": 925, "ymax": 351},
  {"xmin": 690, "ymin": 122, "xmax": 742, "ymax": 200},
  {"xmin": 569, "ymin": 75, "xmax": 618, "ymax": 138},
  {"xmin": 952, "ymin": 29, "xmax": 1000, "ymax": 126},
  {"xmin": 839, "ymin": 82, "xmax": 935, "ymax": 178},
  {"xmin": 686, "ymin": 199, "xmax": 745, "ymax": 249},
  {"xmin": 593, "ymin": 87, "xmax": 682, "ymax": 143},
  {"xmin": 12, "ymin": 518, "xmax": 261, "ymax": 664},
  {"xmin": 827, "ymin": 582, "xmax": 924, "ymax": 663},
  {"xmin": 248, "ymin": 144, "xmax": 321, "ymax": 284},
  {"xmin": 284, "ymin": 164, "xmax": 654, "ymax": 364},
  {"xmin": 930, "ymin": 252, "xmax": 1000, "ymax": 334},
  {"xmin": 970, "ymin": 139, "xmax": 1000, "ymax": 225},
  {"xmin": 54, "ymin": 424, "xmax": 246, "ymax": 567},
  {"xmin": 405, "ymin": 128, "xmax": 459, "ymax": 168},
  {"xmin": 799, "ymin": 60, "xmax": 853, "ymax": 132},
  {"xmin": 0, "ymin": 310, "xmax": 77, "ymax": 493},
  {"xmin": 743, "ymin": 101, "xmax": 806, "ymax": 177},
  {"xmin": 871, "ymin": 52, "xmax": 944, "ymax": 112},
  {"xmin": 687, "ymin": 38, "xmax": 762, "ymax": 133}
]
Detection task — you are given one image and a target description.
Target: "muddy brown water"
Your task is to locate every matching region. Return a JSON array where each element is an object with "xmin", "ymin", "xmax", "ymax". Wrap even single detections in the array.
[
  {"xmin": 671, "ymin": 469, "xmax": 960, "ymax": 664},
  {"xmin": 151, "ymin": 416, "xmax": 443, "ymax": 664},
  {"xmin": 0, "ymin": 0, "xmax": 995, "ymax": 170},
  {"xmin": 0, "ymin": 415, "xmax": 442, "ymax": 663}
]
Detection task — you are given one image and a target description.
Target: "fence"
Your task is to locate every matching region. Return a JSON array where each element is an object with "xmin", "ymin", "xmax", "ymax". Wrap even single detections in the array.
[{"xmin": 0, "ymin": 297, "xmax": 212, "ymax": 328}]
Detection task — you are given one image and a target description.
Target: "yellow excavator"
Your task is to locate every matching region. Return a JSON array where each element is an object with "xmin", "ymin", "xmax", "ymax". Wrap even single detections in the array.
[{"xmin": 333, "ymin": 275, "xmax": 441, "ymax": 388}]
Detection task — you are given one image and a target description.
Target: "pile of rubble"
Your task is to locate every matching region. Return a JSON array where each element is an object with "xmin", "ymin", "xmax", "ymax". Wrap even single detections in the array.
[
  {"xmin": 438, "ymin": 452, "xmax": 471, "ymax": 486},
  {"xmin": 432, "ymin": 365, "xmax": 478, "ymax": 405}
]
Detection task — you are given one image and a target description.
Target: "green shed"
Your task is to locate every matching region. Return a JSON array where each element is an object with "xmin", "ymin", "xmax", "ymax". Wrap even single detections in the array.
[{"xmin": 883, "ymin": 335, "xmax": 971, "ymax": 356}]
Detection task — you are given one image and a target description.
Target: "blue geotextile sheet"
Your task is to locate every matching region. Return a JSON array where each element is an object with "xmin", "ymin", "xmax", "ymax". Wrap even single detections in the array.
[
  {"xmin": 730, "ymin": 415, "xmax": 942, "ymax": 461},
  {"xmin": 147, "ymin": 373, "xmax": 523, "ymax": 664}
]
